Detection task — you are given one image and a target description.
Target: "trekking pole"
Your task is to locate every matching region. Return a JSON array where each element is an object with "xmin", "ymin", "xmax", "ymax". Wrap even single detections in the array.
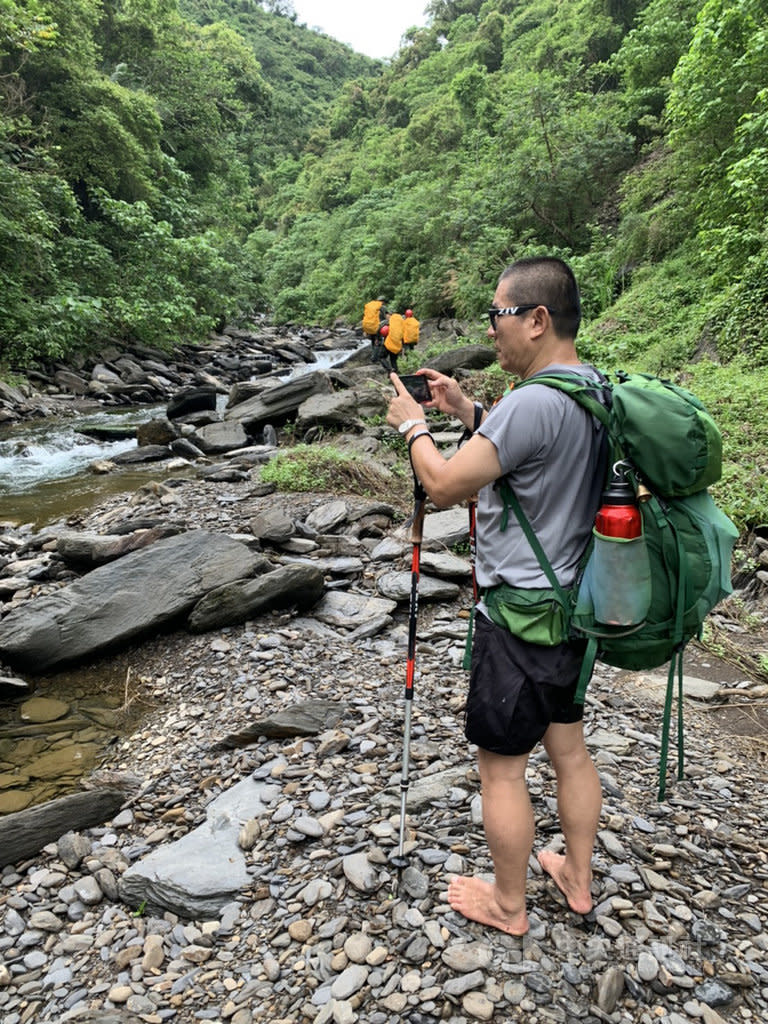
[
  {"xmin": 390, "ymin": 472, "xmax": 427, "ymax": 885},
  {"xmin": 462, "ymin": 496, "xmax": 478, "ymax": 670}
]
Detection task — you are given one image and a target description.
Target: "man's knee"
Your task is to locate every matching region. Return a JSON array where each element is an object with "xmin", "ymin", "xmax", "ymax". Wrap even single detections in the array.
[
  {"xmin": 478, "ymin": 747, "xmax": 530, "ymax": 784},
  {"xmin": 542, "ymin": 722, "xmax": 590, "ymax": 766}
]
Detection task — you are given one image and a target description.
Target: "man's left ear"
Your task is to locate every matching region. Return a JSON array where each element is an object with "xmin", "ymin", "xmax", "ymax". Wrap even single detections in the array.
[{"xmin": 530, "ymin": 305, "xmax": 549, "ymax": 337}]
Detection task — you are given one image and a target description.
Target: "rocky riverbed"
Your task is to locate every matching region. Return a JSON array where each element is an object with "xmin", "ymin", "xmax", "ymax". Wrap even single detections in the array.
[{"xmin": 1, "ymin": 324, "xmax": 768, "ymax": 1024}]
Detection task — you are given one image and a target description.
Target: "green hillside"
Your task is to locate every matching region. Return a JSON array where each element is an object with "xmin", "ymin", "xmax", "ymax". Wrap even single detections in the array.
[
  {"xmin": 1, "ymin": 0, "xmax": 767, "ymax": 528},
  {"xmin": 0, "ymin": 0, "xmax": 376, "ymax": 364},
  {"xmin": 179, "ymin": 0, "xmax": 379, "ymax": 162}
]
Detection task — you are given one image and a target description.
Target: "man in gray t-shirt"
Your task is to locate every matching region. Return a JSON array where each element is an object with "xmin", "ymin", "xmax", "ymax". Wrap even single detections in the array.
[
  {"xmin": 387, "ymin": 256, "xmax": 606, "ymax": 938},
  {"xmin": 476, "ymin": 364, "xmax": 605, "ymax": 591}
]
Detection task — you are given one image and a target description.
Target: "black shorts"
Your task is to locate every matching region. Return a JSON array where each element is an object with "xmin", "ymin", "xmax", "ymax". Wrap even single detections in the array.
[{"xmin": 465, "ymin": 613, "xmax": 587, "ymax": 756}]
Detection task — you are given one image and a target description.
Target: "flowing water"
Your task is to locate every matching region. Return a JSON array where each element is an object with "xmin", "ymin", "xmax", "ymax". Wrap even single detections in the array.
[
  {"xmin": 0, "ymin": 408, "xmax": 174, "ymax": 811},
  {"xmin": 0, "ymin": 342, "xmax": 366, "ymax": 529},
  {"xmin": 0, "ymin": 407, "xmax": 159, "ymax": 529},
  {"xmin": 0, "ymin": 341, "xmax": 368, "ymax": 812}
]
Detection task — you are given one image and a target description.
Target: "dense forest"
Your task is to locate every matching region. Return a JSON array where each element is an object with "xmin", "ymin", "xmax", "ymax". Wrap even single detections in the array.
[
  {"xmin": 0, "ymin": 0, "xmax": 376, "ymax": 364},
  {"xmin": 2, "ymin": 0, "xmax": 767, "ymax": 524}
]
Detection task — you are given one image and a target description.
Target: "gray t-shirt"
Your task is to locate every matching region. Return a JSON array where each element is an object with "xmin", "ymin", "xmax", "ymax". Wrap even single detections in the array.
[{"xmin": 475, "ymin": 364, "xmax": 606, "ymax": 590}]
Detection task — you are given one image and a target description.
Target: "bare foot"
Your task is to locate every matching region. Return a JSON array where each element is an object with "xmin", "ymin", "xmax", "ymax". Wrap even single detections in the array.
[
  {"xmin": 537, "ymin": 849, "xmax": 593, "ymax": 914},
  {"xmin": 447, "ymin": 875, "xmax": 529, "ymax": 936}
]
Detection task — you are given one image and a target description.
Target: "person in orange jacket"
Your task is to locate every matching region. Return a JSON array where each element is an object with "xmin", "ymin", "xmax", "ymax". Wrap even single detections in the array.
[
  {"xmin": 382, "ymin": 311, "xmax": 405, "ymax": 372},
  {"xmin": 403, "ymin": 308, "xmax": 420, "ymax": 348},
  {"xmin": 362, "ymin": 297, "xmax": 387, "ymax": 362}
]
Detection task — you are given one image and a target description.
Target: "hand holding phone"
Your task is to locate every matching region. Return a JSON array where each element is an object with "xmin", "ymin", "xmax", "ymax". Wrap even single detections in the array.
[{"xmin": 397, "ymin": 374, "xmax": 432, "ymax": 404}]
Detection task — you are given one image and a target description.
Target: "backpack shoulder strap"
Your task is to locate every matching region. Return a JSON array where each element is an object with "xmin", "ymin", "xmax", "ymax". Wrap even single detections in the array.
[
  {"xmin": 516, "ymin": 372, "xmax": 611, "ymax": 427},
  {"xmin": 497, "ymin": 476, "xmax": 600, "ymax": 695},
  {"xmin": 496, "ymin": 479, "xmax": 569, "ymax": 605}
]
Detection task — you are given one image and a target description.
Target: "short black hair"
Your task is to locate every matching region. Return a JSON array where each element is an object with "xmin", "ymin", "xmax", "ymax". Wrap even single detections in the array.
[{"xmin": 498, "ymin": 257, "xmax": 581, "ymax": 339}]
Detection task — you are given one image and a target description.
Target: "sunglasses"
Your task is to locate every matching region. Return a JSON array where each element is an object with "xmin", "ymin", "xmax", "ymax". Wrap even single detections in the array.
[{"xmin": 487, "ymin": 304, "xmax": 558, "ymax": 330}]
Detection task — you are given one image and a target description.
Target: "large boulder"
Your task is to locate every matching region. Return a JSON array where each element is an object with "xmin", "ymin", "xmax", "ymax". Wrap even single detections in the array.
[
  {"xmin": 167, "ymin": 385, "xmax": 217, "ymax": 420},
  {"xmin": 224, "ymin": 371, "xmax": 333, "ymax": 431},
  {"xmin": 424, "ymin": 344, "xmax": 496, "ymax": 374},
  {"xmin": 56, "ymin": 525, "xmax": 180, "ymax": 569},
  {"xmin": 189, "ymin": 419, "xmax": 249, "ymax": 455},
  {"xmin": 0, "ymin": 788, "xmax": 126, "ymax": 867},
  {"xmin": 118, "ymin": 774, "xmax": 281, "ymax": 918},
  {"xmin": 187, "ymin": 563, "xmax": 325, "ymax": 632},
  {"xmin": 0, "ymin": 531, "xmax": 262, "ymax": 672},
  {"xmin": 295, "ymin": 391, "xmax": 361, "ymax": 433}
]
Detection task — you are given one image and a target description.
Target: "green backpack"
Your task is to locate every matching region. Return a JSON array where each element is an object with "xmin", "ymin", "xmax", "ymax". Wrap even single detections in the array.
[{"xmin": 497, "ymin": 371, "xmax": 739, "ymax": 800}]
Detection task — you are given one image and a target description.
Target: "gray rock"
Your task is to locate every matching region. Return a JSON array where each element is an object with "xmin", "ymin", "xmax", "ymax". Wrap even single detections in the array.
[
  {"xmin": 691, "ymin": 918, "xmax": 726, "ymax": 945},
  {"xmin": 191, "ymin": 420, "xmax": 249, "ymax": 454},
  {"xmin": 72, "ymin": 875, "xmax": 103, "ymax": 906},
  {"xmin": 330, "ymin": 964, "xmax": 368, "ymax": 999},
  {"xmin": 91, "ymin": 363, "xmax": 124, "ymax": 385},
  {"xmin": 596, "ymin": 965, "xmax": 625, "ymax": 1012},
  {"xmin": 343, "ymin": 933, "xmax": 373, "ymax": 964},
  {"xmin": 137, "ymin": 417, "xmax": 179, "ymax": 446},
  {"xmin": 461, "ymin": 991, "xmax": 495, "ymax": 1019},
  {"xmin": 638, "ymin": 950, "xmax": 659, "ymax": 981},
  {"xmin": 216, "ymin": 699, "xmax": 345, "ymax": 746},
  {"xmin": 419, "ymin": 549, "xmax": 472, "ymax": 578},
  {"xmin": 369, "ymin": 537, "xmax": 407, "ymax": 561},
  {"xmin": 56, "ymin": 526, "xmax": 178, "ymax": 569},
  {"xmin": 0, "ymin": 531, "xmax": 261, "ymax": 671},
  {"xmin": 400, "ymin": 865, "xmax": 429, "ymax": 899},
  {"xmin": 423, "ymin": 345, "xmax": 495, "ymax": 373},
  {"xmin": 301, "ymin": 879, "xmax": 334, "ymax": 906},
  {"xmin": 441, "ymin": 941, "xmax": 493, "ymax": 973},
  {"xmin": 188, "ymin": 563, "xmax": 324, "ymax": 632},
  {"xmin": 54, "ymin": 370, "xmax": 90, "ymax": 394},
  {"xmin": 3, "ymin": 907, "xmax": 26, "ymax": 935},
  {"xmin": 27, "ymin": 909, "xmax": 64, "ymax": 932},
  {"xmin": 342, "ymin": 852, "xmax": 379, "ymax": 893},
  {"xmin": 375, "ymin": 570, "xmax": 460, "ymax": 602},
  {"xmin": 443, "ymin": 969, "xmax": 486, "ymax": 996},
  {"xmin": 305, "ymin": 500, "xmax": 349, "ymax": 533},
  {"xmin": 119, "ymin": 776, "xmax": 280, "ymax": 917},
  {"xmin": 421, "ymin": 508, "xmax": 469, "ymax": 548},
  {"xmin": 225, "ymin": 371, "xmax": 333, "ymax": 430},
  {"xmin": 587, "ymin": 728, "xmax": 635, "ymax": 754},
  {"xmin": 694, "ymin": 980, "xmax": 735, "ymax": 1007},
  {"xmin": 312, "ymin": 590, "xmax": 397, "ymax": 629},
  {"xmin": 250, "ymin": 507, "xmax": 295, "ymax": 543},
  {"xmin": 0, "ymin": 789, "xmax": 125, "ymax": 866},
  {"xmin": 111, "ymin": 443, "xmax": 172, "ymax": 465},
  {"xmin": 167, "ymin": 385, "xmax": 217, "ymax": 419},
  {"xmin": 170, "ymin": 436, "xmax": 206, "ymax": 460},
  {"xmin": 598, "ymin": 828, "xmax": 628, "ymax": 859},
  {"xmin": 380, "ymin": 766, "xmax": 471, "ymax": 811},
  {"xmin": 296, "ymin": 391, "xmax": 361, "ymax": 432}
]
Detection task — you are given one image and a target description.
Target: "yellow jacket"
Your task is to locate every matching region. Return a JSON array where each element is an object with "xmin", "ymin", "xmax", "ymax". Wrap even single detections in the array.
[
  {"xmin": 403, "ymin": 315, "xmax": 420, "ymax": 345},
  {"xmin": 384, "ymin": 313, "xmax": 404, "ymax": 354},
  {"xmin": 362, "ymin": 300, "xmax": 383, "ymax": 336}
]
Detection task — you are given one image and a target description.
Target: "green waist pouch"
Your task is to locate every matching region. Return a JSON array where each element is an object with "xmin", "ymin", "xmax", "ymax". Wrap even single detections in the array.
[{"xmin": 484, "ymin": 583, "xmax": 569, "ymax": 646}]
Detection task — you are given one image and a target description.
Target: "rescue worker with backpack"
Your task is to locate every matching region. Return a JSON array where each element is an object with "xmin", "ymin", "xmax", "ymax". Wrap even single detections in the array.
[
  {"xmin": 382, "ymin": 310, "xmax": 405, "ymax": 372},
  {"xmin": 362, "ymin": 297, "xmax": 387, "ymax": 363},
  {"xmin": 387, "ymin": 256, "xmax": 737, "ymax": 937},
  {"xmin": 403, "ymin": 308, "xmax": 420, "ymax": 348}
]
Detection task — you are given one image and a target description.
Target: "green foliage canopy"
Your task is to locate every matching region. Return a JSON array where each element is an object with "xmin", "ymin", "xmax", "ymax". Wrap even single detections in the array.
[
  {"xmin": 3, "ymin": 0, "xmax": 768, "ymax": 531},
  {"xmin": 0, "ymin": 0, "xmax": 372, "ymax": 365}
]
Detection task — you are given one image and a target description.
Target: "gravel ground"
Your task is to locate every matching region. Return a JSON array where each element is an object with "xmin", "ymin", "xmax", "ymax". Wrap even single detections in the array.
[{"xmin": 2, "ymin": 474, "xmax": 768, "ymax": 1024}]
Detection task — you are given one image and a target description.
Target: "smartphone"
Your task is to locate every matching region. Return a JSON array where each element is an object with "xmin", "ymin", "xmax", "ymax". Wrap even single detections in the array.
[{"xmin": 398, "ymin": 374, "xmax": 432, "ymax": 404}]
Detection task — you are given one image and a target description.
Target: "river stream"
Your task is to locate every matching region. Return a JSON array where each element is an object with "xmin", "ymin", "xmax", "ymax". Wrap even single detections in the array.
[
  {"xmin": 0, "ymin": 342, "xmax": 366, "ymax": 813},
  {"xmin": 0, "ymin": 408, "xmax": 153, "ymax": 528}
]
